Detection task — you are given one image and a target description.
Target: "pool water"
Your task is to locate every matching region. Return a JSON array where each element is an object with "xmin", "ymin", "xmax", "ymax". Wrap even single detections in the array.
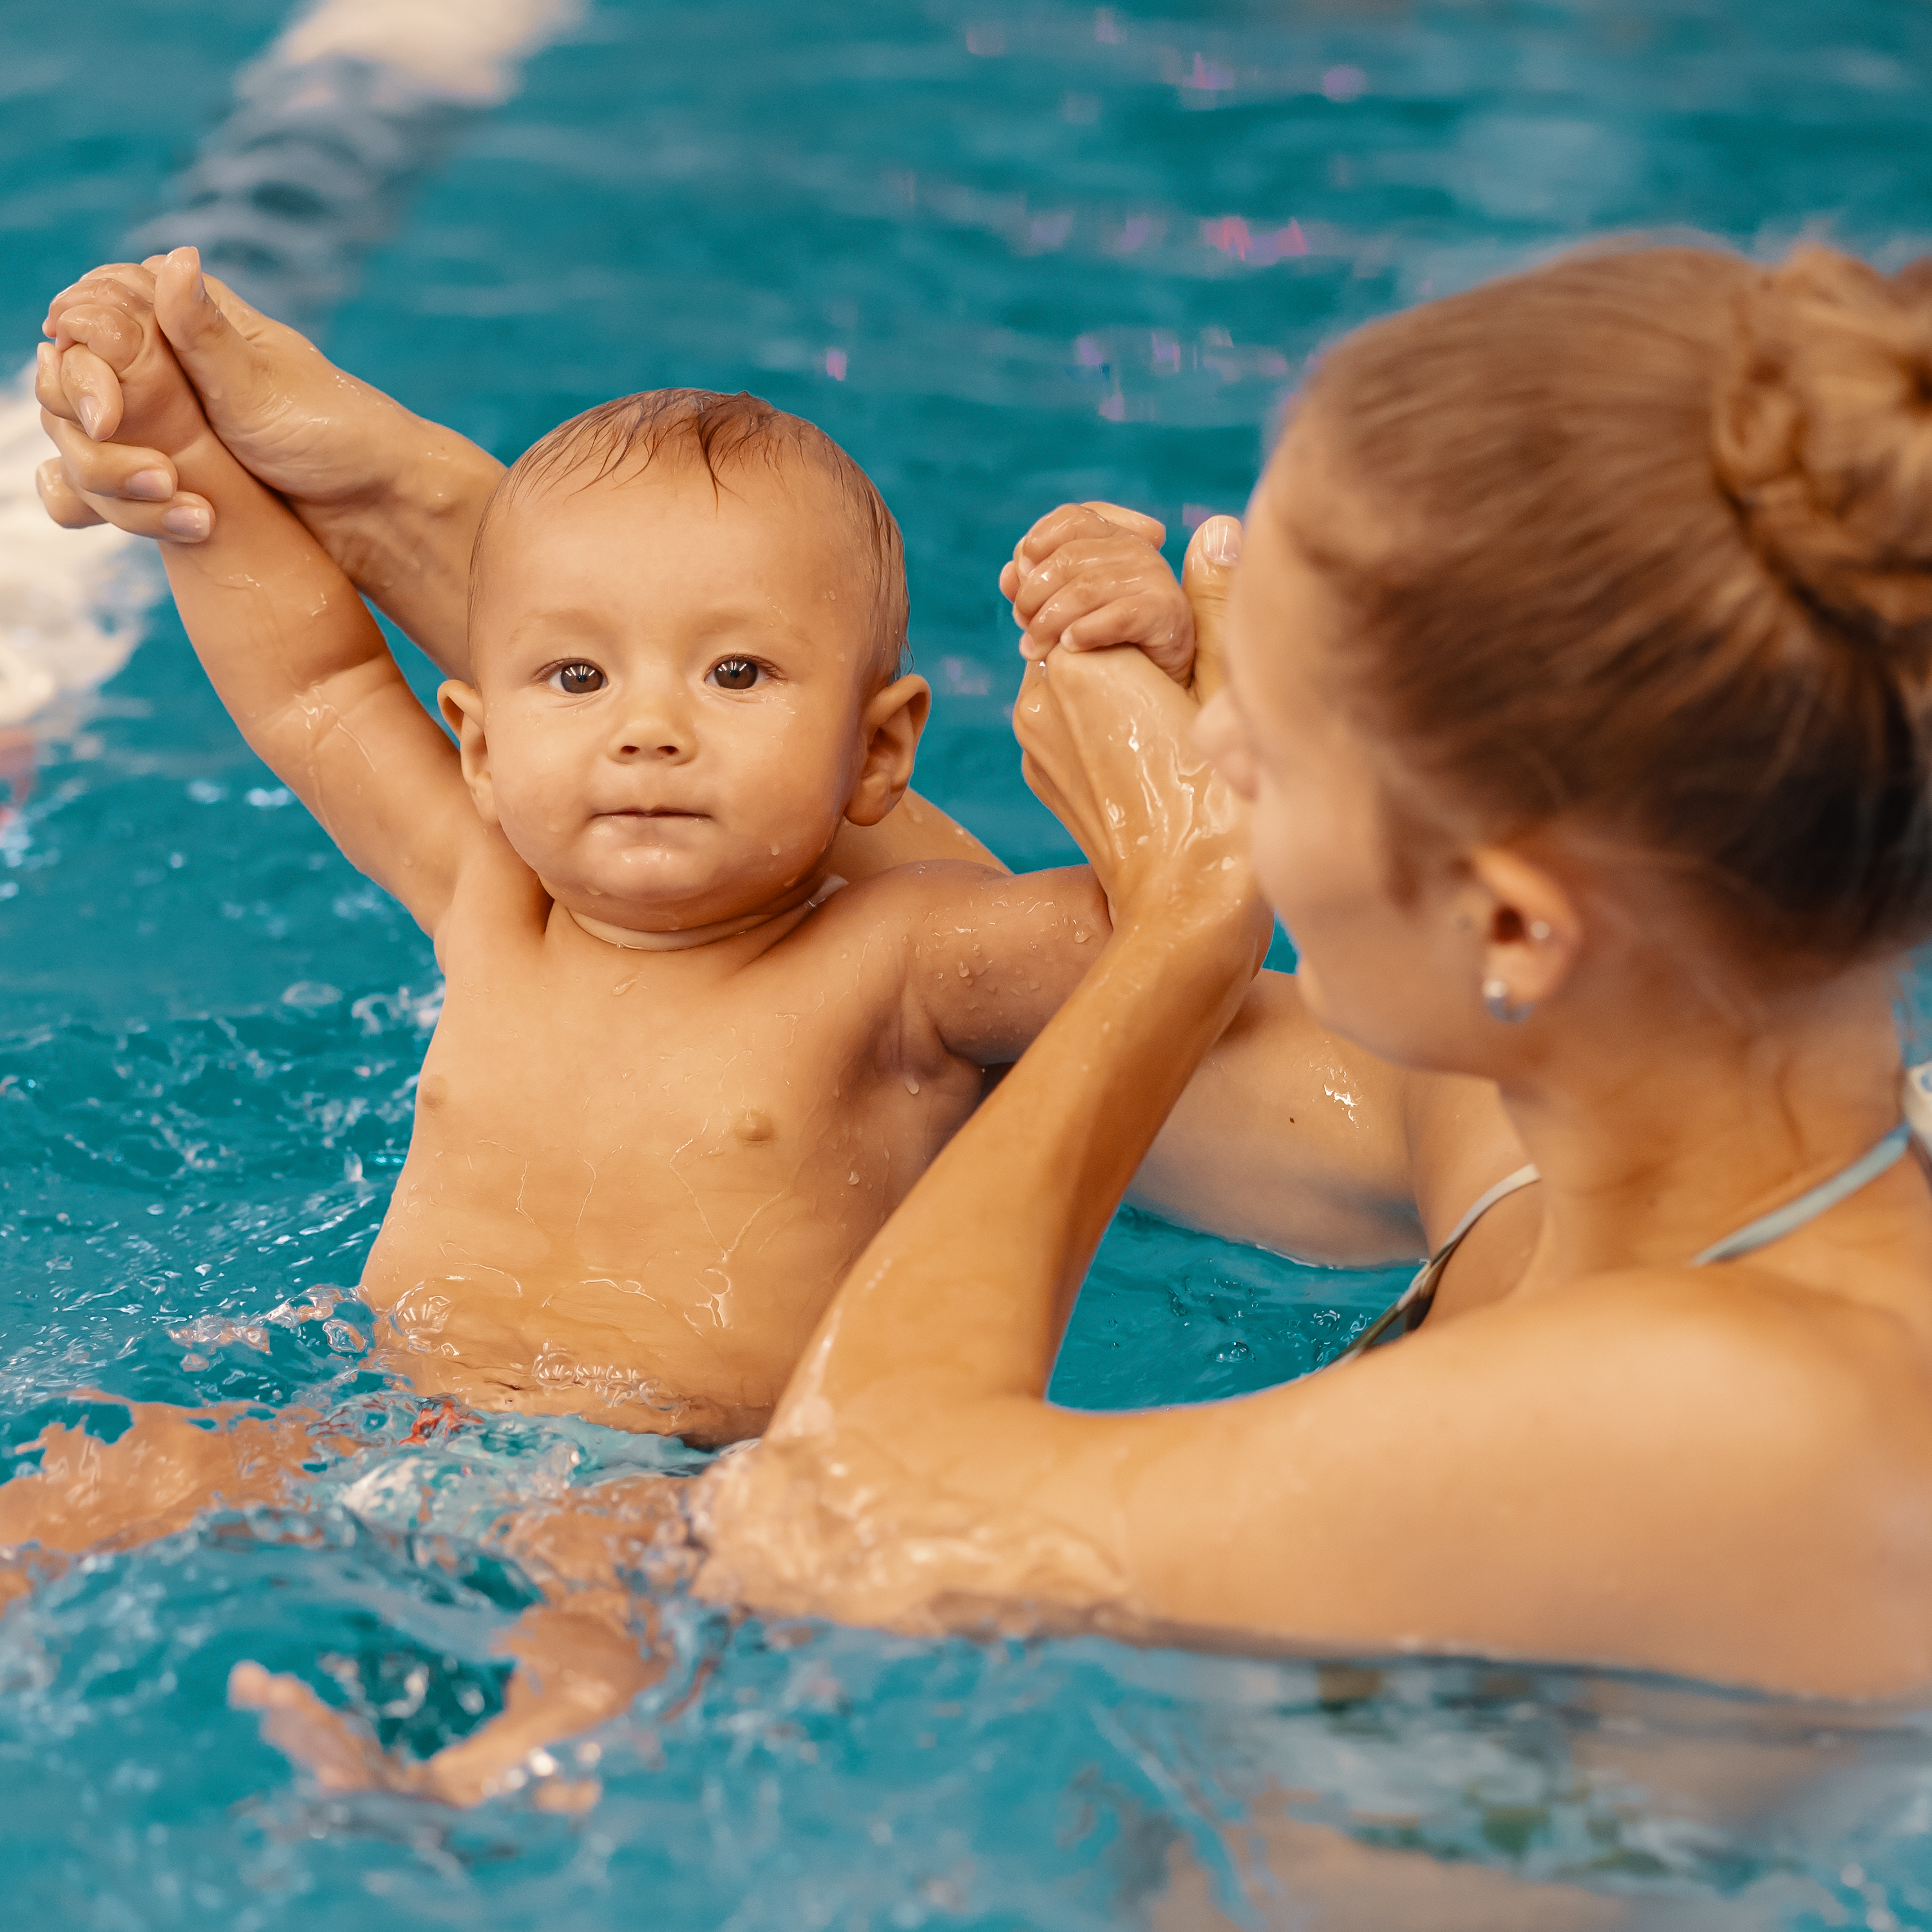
[{"xmin": 6, "ymin": 1, "xmax": 1932, "ymax": 1925}]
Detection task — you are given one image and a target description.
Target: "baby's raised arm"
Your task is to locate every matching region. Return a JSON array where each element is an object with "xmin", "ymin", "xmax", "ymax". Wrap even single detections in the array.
[{"xmin": 47, "ymin": 249, "xmax": 482, "ymax": 938}]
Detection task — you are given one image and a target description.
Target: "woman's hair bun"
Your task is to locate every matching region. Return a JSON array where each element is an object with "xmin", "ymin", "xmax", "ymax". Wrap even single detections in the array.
[{"xmin": 1712, "ymin": 245, "xmax": 1932, "ymax": 666}]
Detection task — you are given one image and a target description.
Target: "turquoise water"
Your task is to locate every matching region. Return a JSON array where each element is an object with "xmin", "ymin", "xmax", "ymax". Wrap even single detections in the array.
[{"xmin": 6, "ymin": 1, "xmax": 1932, "ymax": 1924}]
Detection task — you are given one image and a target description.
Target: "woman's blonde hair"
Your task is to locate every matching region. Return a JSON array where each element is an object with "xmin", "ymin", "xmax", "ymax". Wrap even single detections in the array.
[{"xmin": 1295, "ymin": 243, "xmax": 1932, "ymax": 966}]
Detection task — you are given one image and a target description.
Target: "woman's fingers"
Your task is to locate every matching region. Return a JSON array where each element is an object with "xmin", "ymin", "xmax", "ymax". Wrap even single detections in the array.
[
  {"xmin": 1016, "ymin": 570, "xmax": 1129, "ymax": 647},
  {"xmin": 153, "ymin": 247, "xmax": 249, "ymax": 379},
  {"xmin": 39, "ymin": 458, "xmax": 211, "ymax": 542},
  {"xmin": 37, "ymin": 412, "xmax": 211, "ymax": 540},
  {"xmin": 1011, "ymin": 537, "xmax": 1160, "ymax": 627},
  {"xmin": 1018, "ymin": 645, "xmax": 1260, "ymax": 940},
  {"xmin": 1009, "ymin": 544, "xmax": 1195, "ymax": 678},
  {"xmin": 33, "ymin": 341, "xmax": 73, "ymax": 421},
  {"xmin": 1025, "ymin": 583, "xmax": 1154, "ymax": 651},
  {"xmin": 1182, "ymin": 516, "xmax": 1242, "ymax": 701},
  {"xmin": 40, "ymin": 406, "xmax": 184, "ymax": 502},
  {"xmin": 34, "ymin": 459, "xmax": 106, "ymax": 530}
]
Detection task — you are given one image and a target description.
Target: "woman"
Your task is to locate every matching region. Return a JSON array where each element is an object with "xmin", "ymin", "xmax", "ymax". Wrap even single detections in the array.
[
  {"xmin": 686, "ymin": 242, "xmax": 1932, "ymax": 1696},
  {"xmin": 33, "ymin": 257, "xmax": 1537, "ymax": 1291}
]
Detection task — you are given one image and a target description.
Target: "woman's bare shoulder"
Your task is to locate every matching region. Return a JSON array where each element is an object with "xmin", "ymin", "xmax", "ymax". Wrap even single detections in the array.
[{"xmin": 1065, "ymin": 1264, "xmax": 1932, "ymax": 1690}]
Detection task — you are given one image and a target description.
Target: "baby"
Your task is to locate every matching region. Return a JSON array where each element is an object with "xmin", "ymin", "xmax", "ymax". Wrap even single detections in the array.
[
  {"xmin": 11, "ymin": 251, "xmax": 1211, "ymax": 1799},
  {"xmin": 26, "ymin": 250, "xmax": 1208, "ymax": 1458}
]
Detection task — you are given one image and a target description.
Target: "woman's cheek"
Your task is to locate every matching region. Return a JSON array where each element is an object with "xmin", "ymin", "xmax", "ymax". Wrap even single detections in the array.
[{"xmin": 1242, "ymin": 775, "xmax": 1329, "ymax": 922}]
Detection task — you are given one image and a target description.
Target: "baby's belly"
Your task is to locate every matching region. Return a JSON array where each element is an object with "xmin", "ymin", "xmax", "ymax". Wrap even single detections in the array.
[{"xmin": 355, "ymin": 1177, "xmax": 860, "ymax": 1446}]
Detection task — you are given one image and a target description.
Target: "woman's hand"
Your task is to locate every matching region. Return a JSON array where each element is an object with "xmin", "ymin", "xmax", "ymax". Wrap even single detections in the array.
[
  {"xmin": 1013, "ymin": 642, "xmax": 1267, "ymax": 958},
  {"xmin": 36, "ymin": 250, "xmax": 502, "ymax": 676},
  {"xmin": 37, "ymin": 254, "xmax": 431, "ymax": 542}
]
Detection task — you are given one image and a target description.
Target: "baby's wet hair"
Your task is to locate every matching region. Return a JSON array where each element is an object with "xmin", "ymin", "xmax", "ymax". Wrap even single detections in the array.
[{"xmin": 474, "ymin": 388, "xmax": 910, "ymax": 684}]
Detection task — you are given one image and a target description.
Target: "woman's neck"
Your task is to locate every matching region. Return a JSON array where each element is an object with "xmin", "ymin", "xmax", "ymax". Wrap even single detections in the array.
[{"xmin": 1496, "ymin": 959, "xmax": 1907, "ymax": 1289}]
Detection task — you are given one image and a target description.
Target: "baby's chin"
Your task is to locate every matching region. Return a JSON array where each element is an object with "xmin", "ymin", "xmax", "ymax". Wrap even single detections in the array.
[{"xmin": 540, "ymin": 849, "xmax": 827, "ymax": 937}]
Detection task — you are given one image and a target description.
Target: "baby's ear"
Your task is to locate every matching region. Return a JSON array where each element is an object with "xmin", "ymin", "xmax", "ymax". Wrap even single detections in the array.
[
  {"xmin": 437, "ymin": 681, "xmax": 498, "ymax": 825},
  {"xmin": 845, "ymin": 673, "xmax": 930, "ymax": 826}
]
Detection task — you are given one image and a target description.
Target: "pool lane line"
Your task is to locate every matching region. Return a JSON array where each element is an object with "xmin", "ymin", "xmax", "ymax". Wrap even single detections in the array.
[{"xmin": 0, "ymin": 0, "xmax": 580, "ymax": 730}]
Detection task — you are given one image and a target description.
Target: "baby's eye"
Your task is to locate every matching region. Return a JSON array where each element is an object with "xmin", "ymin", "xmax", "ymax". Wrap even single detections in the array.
[
  {"xmin": 550, "ymin": 662, "xmax": 606, "ymax": 695},
  {"xmin": 708, "ymin": 658, "xmax": 763, "ymax": 692}
]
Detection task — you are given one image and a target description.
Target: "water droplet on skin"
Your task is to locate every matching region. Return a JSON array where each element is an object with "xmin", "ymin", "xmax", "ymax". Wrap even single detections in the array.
[
  {"xmin": 848, "ymin": 1171, "xmax": 860, "ymax": 1184},
  {"xmin": 957, "ymin": 962, "xmax": 971, "ymax": 978},
  {"xmin": 1074, "ymin": 929, "xmax": 1090, "ymax": 943},
  {"xmin": 903, "ymin": 1074, "xmax": 920, "ymax": 1094},
  {"xmin": 770, "ymin": 844, "xmax": 782, "ymax": 856}
]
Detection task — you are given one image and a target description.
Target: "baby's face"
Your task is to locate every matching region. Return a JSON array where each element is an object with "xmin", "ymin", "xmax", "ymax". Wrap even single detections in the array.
[{"xmin": 453, "ymin": 459, "xmax": 910, "ymax": 933}]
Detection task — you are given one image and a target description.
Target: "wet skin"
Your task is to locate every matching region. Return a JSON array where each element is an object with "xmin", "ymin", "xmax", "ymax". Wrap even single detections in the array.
[
  {"xmin": 375, "ymin": 854, "xmax": 1102, "ymax": 1441},
  {"xmin": 37, "ymin": 253, "xmax": 1109, "ymax": 1445},
  {"xmin": 12, "ymin": 253, "xmax": 1541, "ymax": 1804}
]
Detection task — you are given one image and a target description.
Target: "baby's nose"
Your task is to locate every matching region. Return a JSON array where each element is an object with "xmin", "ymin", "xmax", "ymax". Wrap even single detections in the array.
[{"xmin": 607, "ymin": 692, "xmax": 694, "ymax": 760}]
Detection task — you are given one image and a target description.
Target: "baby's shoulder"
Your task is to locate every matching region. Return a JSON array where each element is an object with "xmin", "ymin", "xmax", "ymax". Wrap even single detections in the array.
[
  {"xmin": 811, "ymin": 860, "xmax": 1010, "ymax": 935},
  {"xmin": 435, "ymin": 837, "xmax": 556, "ymax": 953}
]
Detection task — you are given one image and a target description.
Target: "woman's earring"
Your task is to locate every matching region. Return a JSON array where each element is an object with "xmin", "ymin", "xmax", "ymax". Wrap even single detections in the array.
[{"xmin": 1482, "ymin": 976, "xmax": 1533, "ymax": 1024}]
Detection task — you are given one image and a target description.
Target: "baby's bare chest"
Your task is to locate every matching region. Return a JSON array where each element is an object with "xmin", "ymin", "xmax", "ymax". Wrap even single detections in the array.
[{"xmin": 397, "ymin": 946, "xmax": 977, "ymax": 1223}]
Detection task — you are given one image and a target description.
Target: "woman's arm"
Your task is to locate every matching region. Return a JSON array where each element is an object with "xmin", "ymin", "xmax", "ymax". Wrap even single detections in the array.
[
  {"xmin": 694, "ymin": 643, "xmax": 1271, "ymax": 1613},
  {"xmin": 1130, "ymin": 972, "xmax": 1534, "ymax": 1264},
  {"xmin": 1117, "ymin": 519, "xmax": 1532, "ymax": 1265},
  {"xmin": 694, "ymin": 650, "xmax": 1877, "ymax": 1697}
]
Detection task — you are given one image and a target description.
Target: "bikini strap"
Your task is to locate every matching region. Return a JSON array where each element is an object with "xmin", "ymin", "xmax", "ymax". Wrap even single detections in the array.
[
  {"xmin": 1329, "ymin": 1162, "xmax": 1540, "ymax": 1366},
  {"xmin": 1691, "ymin": 1122, "xmax": 1911, "ymax": 1266},
  {"xmin": 1329, "ymin": 1096, "xmax": 1921, "ymax": 1368},
  {"xmin": 1432, "ymin": 1162, "xmax": 1542, "ymax": 1258}
]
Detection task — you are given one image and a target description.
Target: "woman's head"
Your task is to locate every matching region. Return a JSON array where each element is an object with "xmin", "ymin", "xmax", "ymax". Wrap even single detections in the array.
[{"xmin": 1208, "ymin": 243, "xmax": 1932, "ymax": 1067}]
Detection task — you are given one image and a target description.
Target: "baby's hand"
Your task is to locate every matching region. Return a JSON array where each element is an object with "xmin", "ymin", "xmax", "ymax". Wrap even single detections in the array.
[
  {"xmin": 999, "ymin": 501, "xmax": 1195, "ymax": 685},
  {"xmin": 40, "ymin": 249, "xmax": 213, "ymax": 467}
]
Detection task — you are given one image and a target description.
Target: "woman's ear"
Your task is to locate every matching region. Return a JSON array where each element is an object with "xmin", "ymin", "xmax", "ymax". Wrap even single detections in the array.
[
  {"xmin": 1464, "ymin": 845, "xmax": 1582, "ymax": 1018},
  {"xmin": 437, "ymin": 680, "xmax": 498, "ymax": 826},
  {"xmin": 845, "ymin": 674, "xmax": 931, "ymax": 827}
]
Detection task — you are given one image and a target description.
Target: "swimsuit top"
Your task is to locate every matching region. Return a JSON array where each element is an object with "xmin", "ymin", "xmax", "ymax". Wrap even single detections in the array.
[{"xmin": 1331, "ymin": 1117, "xmax": 1918, "ymax": 1368}]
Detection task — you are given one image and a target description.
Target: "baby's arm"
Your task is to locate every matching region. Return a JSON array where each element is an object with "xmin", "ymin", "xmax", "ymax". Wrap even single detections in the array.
[
  {"xmin": 903, "ymin": 863, "xmax": 1112, "ymax": 1067},
  {"xmin": 911, "ymin": 511, "xmax": 1202, "ymax": 1054},
  {"xmin": 49, "ymin": 251, "xmax": 481, "ymax": 936}
]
